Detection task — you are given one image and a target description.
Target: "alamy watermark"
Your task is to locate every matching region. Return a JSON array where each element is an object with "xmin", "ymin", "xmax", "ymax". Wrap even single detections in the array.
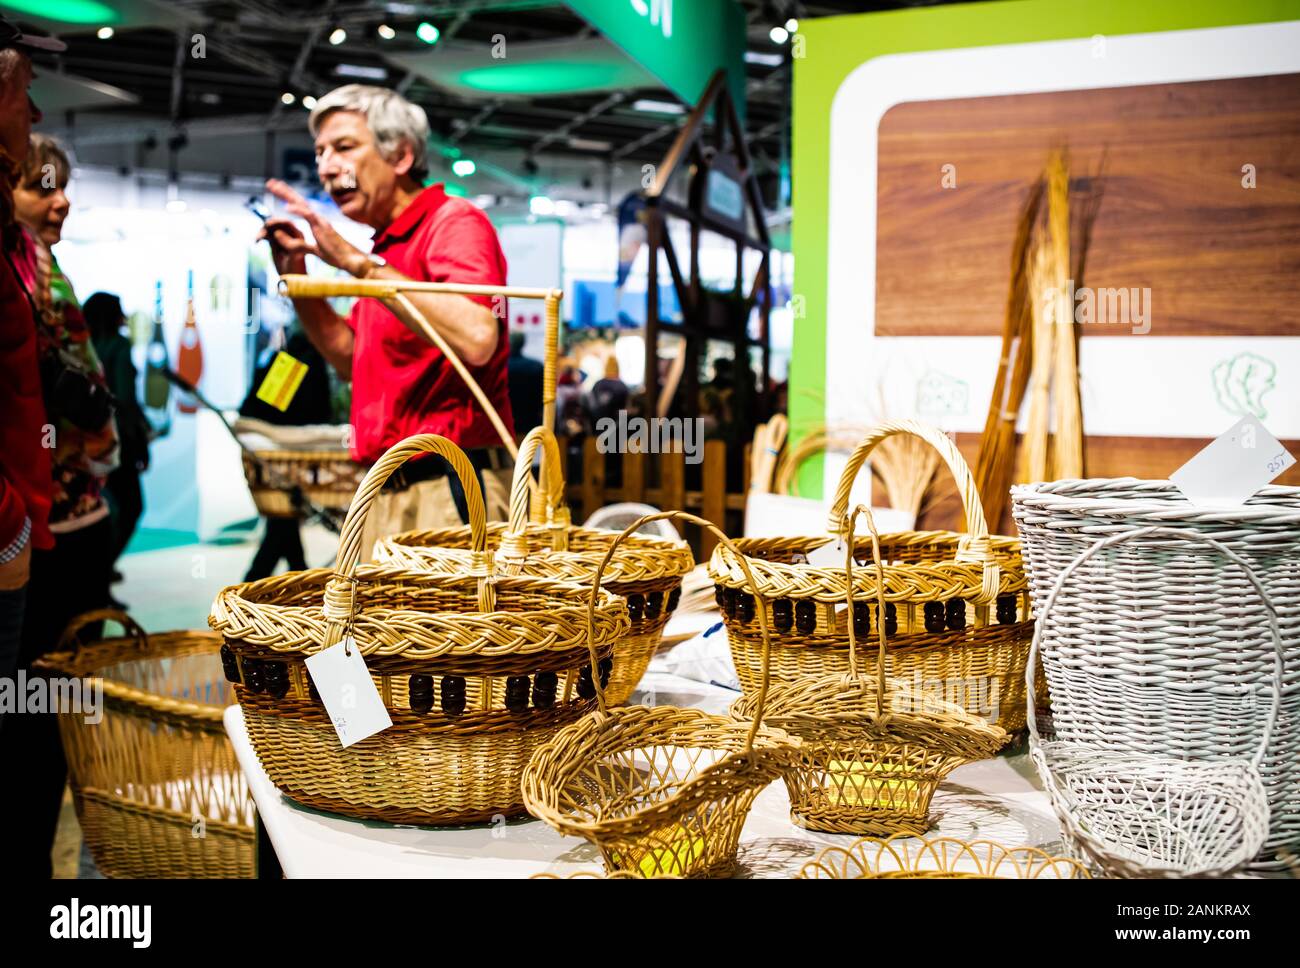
[
  {"xmin": 0, "ymin": 673, "xmax": 102, "ymax": 725},
  {"xmin": 1043, "ymin": 280, "xmax": 1152, "ymax": 335},
  {"xmin": 595, "ymin": 411, "xmax": 704, "ymax": 465}
]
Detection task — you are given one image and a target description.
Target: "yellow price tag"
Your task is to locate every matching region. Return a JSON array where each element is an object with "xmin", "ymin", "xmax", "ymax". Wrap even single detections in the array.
[{"xmin": 255, "ymin": 351, "xmax": 308, "ymax": 412}]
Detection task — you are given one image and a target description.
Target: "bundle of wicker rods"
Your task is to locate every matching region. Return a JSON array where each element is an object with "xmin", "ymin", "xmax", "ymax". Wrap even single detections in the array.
[
  {"xmin": 522, "ymin": 511, "xmax": 801, "ymax": 878},
  {"xmin": 36, "ymin": 610, "xmax": 255, "ymax": 878},
  {"xmin": 210, "ymin": 433, "xmax": 630, "ymax": 825},
  {"xmin": 376, "ymin": 426, "xmax": 694, "ymax": 705}
]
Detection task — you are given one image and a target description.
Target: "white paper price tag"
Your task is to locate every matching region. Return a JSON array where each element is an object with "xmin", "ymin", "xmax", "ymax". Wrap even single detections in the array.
[
  {"xmin": 1170, "ymin": 415, "xmax": 1295, "ymax": 509},
  {"xmin": 304, "ymin": 638, "xmax": 392, "ymax": 748},
  {"xmin": 805, "ymin": 538, "xmax": 847, "ymax": 568}
]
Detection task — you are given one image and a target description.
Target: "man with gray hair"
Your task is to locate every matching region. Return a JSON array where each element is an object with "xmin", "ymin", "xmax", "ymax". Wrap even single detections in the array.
[{"xmin": 261, "ymin": 84, "xmax": 514, "ymax": 550}]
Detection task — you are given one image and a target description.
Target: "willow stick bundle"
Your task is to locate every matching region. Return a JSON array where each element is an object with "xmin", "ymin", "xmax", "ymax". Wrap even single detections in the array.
[
  {"xmin": 973, "ymin": 176, "xmax": 1044, "ymax": 527},
  {"xmin": 869, "ymin": 432, "xmax": 941, "ymax": 521},
  {"xmin": 1021, "ymin": 239, "xmax": 1055, "ymax": 484},
  {"xmin": 1046, "ymin": 153, "xmax": 1083, "ymax": 479},
  {"xmin": 749, "ymin": 414, "xmax": 789, "ymax": 494}
]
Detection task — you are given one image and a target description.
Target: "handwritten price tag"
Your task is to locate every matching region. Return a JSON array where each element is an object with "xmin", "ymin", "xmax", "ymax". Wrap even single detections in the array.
[
  {"xmin": 304, "ymin": 638, "xmax": 392, "ymax": 748},
  {"xmin": 1171, "ymin": 415, "xmax": 1295, "ymax": 509}
]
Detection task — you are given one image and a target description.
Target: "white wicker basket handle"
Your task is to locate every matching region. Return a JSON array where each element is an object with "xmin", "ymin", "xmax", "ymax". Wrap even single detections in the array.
[
  {"xmin": 828, "ymin": 419, "xmax": 999, "ymax": 603},
  {"xmin": 499, "ymin": 426, "xmax": 571, "ymax": 567},
  {"xmin": 586, "ymin": 511, "xmax": 775, "ymax": 756},
  {"xmin": 324, "ymin": 433, "xmax": 494, "ymax": 646},
  {"xmin": 1024, "ymin": 526, "xmax": 1285, "ymax": 770}
]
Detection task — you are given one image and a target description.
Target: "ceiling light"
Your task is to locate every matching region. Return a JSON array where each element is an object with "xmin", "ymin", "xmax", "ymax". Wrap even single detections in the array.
[
  {"xmin": 745, "ymin": 50, "xmax": 783, "ymax": 67},
  {"xmin": 334, "ymin": 63, "xmax": 389, "ymax": 80},
  {"xmin": 473, "ymin": 194, "xmax": 495, "ymax": 208},
  {"xmin": 329, "ymin": 28, "xmax": 347, "ymax": 45},
  {"xmin": 96, "ymin": 26, "xmax": 114, "ymax": 40},
  {"xmin": 280, "ymin": 92, "xmax": 295, "ymax": 105},
  {"xmin": 452, "ymin": 158, "xmax": 476, "ymax": 177},
  {"xmin": 632, "ymin": 98, "xmax": 685, "ymax": 115},
  {"xmin": 377, "ymin": 24, "xmax": 396, "ymax": 40},
  {"xmin": 769, "ymin": 26, "xmax": 789, "ymax": 44},
  {"xmin": 166, "ymin": 199, "xmax": 188, "ymax": 214},
  {"xmin": 529, "ymin": 194, "xmax": 555, "ymax": 216},
  {"xmin": 416, "ymin": 22, "xmax": 440, "ymax": 44},
  {"xmin": 567, "ymin": 136, "xmax": 613, "ymax": 151},
  {"xmin": 302, "ymin": 95, "xmax": 318, "ymax": 109},
  {"xmin": 553, "ymin": 200, "xmax": 575, "ymax": 218},
  {"xmin": 785, "ymin": 18, "xmax": 798, "ymax": 32}
]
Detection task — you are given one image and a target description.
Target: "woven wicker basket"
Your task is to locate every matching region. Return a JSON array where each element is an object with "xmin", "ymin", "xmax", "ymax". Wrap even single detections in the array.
[
  {"xmin": 799, "ymin": 834, "xmax": 1090, "ymax": 879},
  {"xmin": 376, "ymin": 427, "xmax": 694, "ymax": 705},
  {"xmin": 241, "ymin": 448, "xmax": 364, "ymax": 518},
  {"xmin": 1011, "ymin": 478, "xmax": 1300, "ymax": 870},
  {"xmin": 34, "ymin": 610, "xmax": 255, "ymax": 878},
  {"xmin": 522, "ymin": 511, "xmax": 801, "ymax": 878},
  {"xmin": 711, "ymin": 420, "xmax": 1038, "ymax": 735},
  {"xmin": 731, "ymin": 505, "xmax": 1005, "ymax": 835},
  {"xmin": 1026, "ymin": 527, "xmax": 1282, "ymax": 878},
  {"xmin": 211, "ymin": 433, "xmax": 630, "ymax": 825}
]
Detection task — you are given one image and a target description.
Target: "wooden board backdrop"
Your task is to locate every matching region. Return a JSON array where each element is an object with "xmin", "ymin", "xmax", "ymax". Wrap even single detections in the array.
[{"xmin": 873, "ymin": 73, "xmax": 1300, "ymax": 532}]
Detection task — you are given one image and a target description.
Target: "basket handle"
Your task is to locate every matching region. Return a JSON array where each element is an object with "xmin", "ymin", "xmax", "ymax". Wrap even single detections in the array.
[
  {"xmin": 828, "ymin": 419, "xmax": 999, "ymax": 603},
  {"xmin": 325, "ymin": 433, "xmax": 493, "ymax": 645},
  {"xmin": 499, "ymin": 426, "xmax": 570, "ymax": 565},
  {"xmin": 841, "ymin": 505, "xmax": 890, "ymax": 717},
  {"xmin": 57, "ymin": 609, "xmax": 148, "ymax": 654},
  {"xmin": 586, "ymin": 512, "xmax": 774, "ymax": 754},
  {"xmin": 1024, "ymin": 526, "xmax": 1285, "ymax": 771}
]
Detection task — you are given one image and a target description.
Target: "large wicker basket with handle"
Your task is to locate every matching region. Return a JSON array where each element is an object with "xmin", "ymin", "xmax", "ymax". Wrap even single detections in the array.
[
  {"xmin": 730, "ymin": 505, "xmax": 1005, "ymax": 835},
  {"xmin": 210, "ymin": 433, "xmax": 630, "ymax": 825},
  {"xmin": 1025, "ymin": 527, "xmax": 1283, "ymax": 878},
  {"xmin": 376, "ymin": 427, "xmax": 694, "ymax": 705},
  {"xmin": 35, "ymin": 611, "xmax": 255, "ymax": 878},
  {"xmin": 522, "ymin": 511, "xmax": 800, "ymax": 878},
  {"xmin": 711, "ymin": 420, "xmax": 1037, "ymax": 734},
  {"xmin": 1011, "ymin": 478, "xmax": 1300, "ymax": 870}
]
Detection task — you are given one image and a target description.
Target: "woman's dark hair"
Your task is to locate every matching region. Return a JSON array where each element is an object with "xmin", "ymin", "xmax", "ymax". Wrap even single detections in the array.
[{"xmin": 82, "ymin": 291, "xmax": 125, "ymax": 340}]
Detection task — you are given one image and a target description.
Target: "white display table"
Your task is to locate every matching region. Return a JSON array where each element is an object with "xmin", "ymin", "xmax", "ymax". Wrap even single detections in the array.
[{"xmin": 225, "ymin": 671, "xmax": 1064, "ymax": 878}]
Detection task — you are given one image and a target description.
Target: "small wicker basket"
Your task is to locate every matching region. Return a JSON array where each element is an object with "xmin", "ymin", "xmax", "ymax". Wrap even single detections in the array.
[
  {"xmin": 711, "ymin": 420, "xmax": 1039, "ymax": 734},
  {"xmin": 730, "ymin": 506, "xmax": 1006, "ymax": 836},
  {"xmin": 1026, "ymin": 527, "xmax": 1282, "ymax": 878},
  {"xmin": 240, "ymin": 448, "xmax": 364, "ymax": 518},
  {"xmin": 377, "ymin": 427, "xmax": 694, "ymax": 704},
  {"xmin": 35, "ymin": 610, "xmax": 255, "ymax": 878},
  {"xmin": 798, "ymin": 834, "xmax": 1090, "ymax": 879},
  {"xmin": 211, "ymin": 433, "xmax": 630, "ymax": 825},
  {"xmin": 522, "ymin": 511, "xmax": 801, "ymax": 878}
]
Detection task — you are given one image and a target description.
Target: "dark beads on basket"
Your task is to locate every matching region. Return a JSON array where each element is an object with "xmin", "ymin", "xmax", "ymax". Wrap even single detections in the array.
[
  {"xmin": 884, "ymin": 602, "xmax": 898, "ymax": 637},
  {"xmin": 532, "ymin": 671, "xmax": 558, "ymax": 708},
  {"xmin": 946, "ymin": 598, "xmax": 967, "ymax": 631},
  {"xmin": 505, "ymin": 676, "xmax": 530, "ymax": 712},
  {"xmin": 577, "ymin": 665, "xmax": 596, "ymax": 700},
  {"xmin": 220, "ymin": 644, "xmax": 241, "ymax": 684},
  {"xmin": 852, "ymin": 601, "xmax": 871, "ymax": 638},
  {"xmin": 307, "ymin": 673, "xmax": 321, "ymax": 704},
  {"xmin": 263, "ymin": 661, "xmax": 290, "ymax": 699},
  {"xmin": 771, "ymin": 598, "xmax": 793, "ymax": 633},
  {"xmin": 626, "ymin": 593, "xmax": 645, "ymax": 621},
  {"xmin": 666, "ymin": 586, "xmax": 680, "ymax": 613},
  {"xmin": 924, "ymin": 601, "xmax": 947, "ymax": 634},
  {"xmin": 714, "ymin": 584, "xmax": 726, "ymax": 609},
  {"xmin": 597, "ymin": 658, "xmax": 612, "ymax": 689},
  {"xmin": 409, "ymin": 674, "xmax": 434, "ymax": 713},
  {"xmin": 242, "ymin": 658, "xmax": 266, "ymax": 694},
  {"xmin": 646, "ymin": 590, "xmax": 664, "ymax": 620},
  {"xmin": 736, "ymin": 593, "xmax": 755, "ymax": 624},
  {"xmin": 996, "ymin": 595, "xmax": 1018, "ymax": 624},
  {"xmin": 440, "ymin": 676, "xmax": 467, "ymax": 715},
  {"xmin": 795, "ymin": 599, "xmax": 817, "ymax": 635}
]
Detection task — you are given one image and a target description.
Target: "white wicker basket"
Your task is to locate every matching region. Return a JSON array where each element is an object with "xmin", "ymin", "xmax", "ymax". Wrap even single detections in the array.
[
  {"xmin": 1025, "ymin": 527, "xmax": 1282, "ymax": 878},
  {"xmin": 1011, "ymin": 479, "xmax": 1300, "ymax": 870}
]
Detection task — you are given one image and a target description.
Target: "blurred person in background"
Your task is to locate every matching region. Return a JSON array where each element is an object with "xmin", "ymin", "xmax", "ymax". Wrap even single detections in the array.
[
  {"xmin": 84, "ymin": 291, "xmax": 149, "ymax": 585},
  {"xmin": 2, "ymin": 130, "xmax": 119, "ymax": 878},
  {"xmin": 0, "ymin": 19, "xmax": 60, "ymax": 729},
  {"xmin": 258, "ymin": 84, "xmax": 514, "ymax": 559},
  {"xmin": 506, "ymin": 330, "xmax": 544, "ymax": 435},
  {"xmin": 588, "ymin": 353, "xmax": 629, "ymax": 426}
]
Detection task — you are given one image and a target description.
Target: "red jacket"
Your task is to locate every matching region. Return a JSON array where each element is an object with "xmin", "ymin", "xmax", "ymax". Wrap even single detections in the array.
[{"xmin": 0, "ymin": 246, "xmax": 53, "ymax": 551}]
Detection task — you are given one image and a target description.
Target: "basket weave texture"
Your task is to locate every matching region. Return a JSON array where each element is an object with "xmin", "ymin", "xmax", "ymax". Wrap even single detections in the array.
[
  {"xmin": 522, "ymin": 511, "xmax": 801, "ymax": 878},
  {"xmin": 241, "ymin": 449, "xmax": 364, "ymax": 518},
  {"xmin": 730, "ymin": 506, "xmax": 1005, "ymax": 835},
  {"xmin": 711, "ymin": 420, "xmax": 1039, "ymax": 734},
  {"xmin": 798, "ymin": 834, "xmax": 1090, "ymax": 879},
  {"xmin": 1024, "ymin": 527, "xmax": 1282, "ymax": 878},
  {"xmin": 36, "ymin": 611, "xmax": 255, "ymax": 878},
  {"xmin": 377, "ymin": 427, "xmax": 693, "ymax": 705},
  {"xmin": 211, "ymin": 434, "xmax": 630, "ymax": 825},
  {"xmin": 1012, "ymin": 478, "xmax": 1300, "ymax": 870}
]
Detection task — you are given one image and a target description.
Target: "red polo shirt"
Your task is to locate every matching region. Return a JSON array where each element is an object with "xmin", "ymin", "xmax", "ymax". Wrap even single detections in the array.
[{"xmin": 345, "ymin": 184, "xmax": 514, "ymax": 464}]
